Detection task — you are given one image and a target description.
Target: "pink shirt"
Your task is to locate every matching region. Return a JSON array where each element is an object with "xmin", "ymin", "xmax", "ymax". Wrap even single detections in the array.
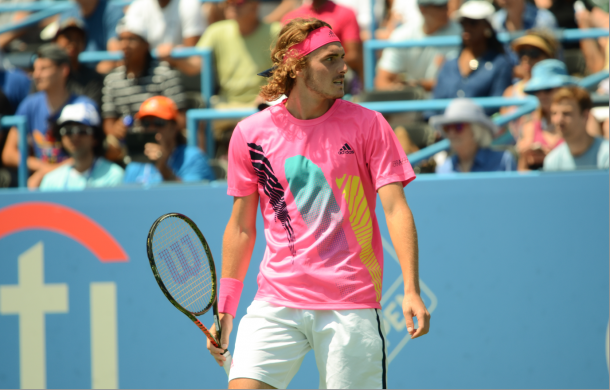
[
  {"xmin": 281, "ymin": 1, "xmax": 362, "ymax": 45},
  {"xmin": 228, "ymin": 99, "xmax": 415, "ymax": 310}
]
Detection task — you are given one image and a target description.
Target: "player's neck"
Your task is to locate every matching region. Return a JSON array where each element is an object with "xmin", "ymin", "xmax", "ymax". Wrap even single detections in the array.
[{"xmin": 285, "ymin": 88, "xmax": 335, "ymax": 121}]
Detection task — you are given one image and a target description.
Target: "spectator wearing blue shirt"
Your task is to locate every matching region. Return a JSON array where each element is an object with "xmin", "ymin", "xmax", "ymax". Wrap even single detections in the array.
[
  {"xmin": 431, "ymin": 1, "xmax": 513, "ymax": 116},
  {"xmin": 123, "ymin": 96, "xmax": 215, "ymax": 184},
  {"xmin": 544, "ymin": 86, "xmax": 609, "ymax": 171},
  {"xmin": 431, "ymin": 98, "xmax": 516, "ymax": 173},
  {"xmin": 491, "ymin": 0, "xmax": 558, "ymax": 34},
  {"xmin": 60, "ymin": 0, "xmax": 124, "ymax": 73},
  {"xmin": 40, "ymin": 102, "xmax": 124, "ymax": 191},
  {"xmin": 1, "ymin": 44, "xmax": 97, "ymax": 188},
  {"xmin": 0, "ymin": 67, "xmax": 31, "ymax": 115}
]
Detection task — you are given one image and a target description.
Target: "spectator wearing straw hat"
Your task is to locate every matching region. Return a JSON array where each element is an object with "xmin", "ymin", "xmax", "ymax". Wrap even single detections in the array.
[
  {"xmin": 430, "ymin": 98, "xmax": 516, "ymax": 173},
  {"xmin": 40, "ymin": 102, "xmax": 124, "ymax": 190},
  {"xmin": 517, "ymin": 59, "xmax": 577, "ymax": 170},
  {"xmin": 123, "ymin": 96, "xmax": 215, "ymax": 184},
  {"xmin": 431, "ymin": 1, "xmax": 513, "ymax": 116},
  {"xmin": 544, "ymin": 86, "xmax": 609, "ymax": 171}
]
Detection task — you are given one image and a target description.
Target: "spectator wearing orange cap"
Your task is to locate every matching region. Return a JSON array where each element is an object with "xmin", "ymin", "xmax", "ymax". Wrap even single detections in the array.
[{"xmin": 123, "ymin": 96, "xmax": 216, "ymax": 184}]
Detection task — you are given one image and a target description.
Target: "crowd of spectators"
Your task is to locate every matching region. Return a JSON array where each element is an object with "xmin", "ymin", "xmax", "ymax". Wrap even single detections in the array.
[{"xmin": 0, "ymin": 0, "xmax": 608, "ymax": 189}]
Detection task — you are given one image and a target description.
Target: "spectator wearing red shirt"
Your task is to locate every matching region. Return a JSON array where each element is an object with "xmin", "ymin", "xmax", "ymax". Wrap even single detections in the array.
[{"xmin": 281, "ymin": 0, "xmax": 363, "ymax": 79}]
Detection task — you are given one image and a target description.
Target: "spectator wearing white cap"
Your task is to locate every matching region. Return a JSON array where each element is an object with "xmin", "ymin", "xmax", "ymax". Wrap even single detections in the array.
[
  {"xmin": 102, "ymin": 16, "xmax": 186, "ymax": 162},
  {"xmin": 375, "ymin": 0, "xmax": 461, "ymax": 94},
  {"xmin": 40, "ymin": 102, "xmax": 124, "ymax": 190},
  {"xmin": 122, "ymin": 0, "xmax": 204, "ymax": 75},
  {"xmin": 430, "ymin": 98, "xmax": 516, "ymax": 173},
  {"xmin": 431, "ymin": 1, "xmax": 513, "ymax": 116}
]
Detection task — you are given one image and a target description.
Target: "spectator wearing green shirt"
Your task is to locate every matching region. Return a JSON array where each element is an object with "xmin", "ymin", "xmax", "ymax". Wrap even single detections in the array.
[
  {"xmin": 40, "ymin": 102, "xmax": 124, "ymax": 191},
  {"xmin": 196, "ymin": 0, "xmax": 281, "ymax": 156}
]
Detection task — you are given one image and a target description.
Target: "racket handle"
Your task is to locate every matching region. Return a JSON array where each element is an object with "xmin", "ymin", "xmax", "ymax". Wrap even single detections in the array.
[{"xmin": 222, "ymin": 350, "xmax": 232, "ymax": 377}]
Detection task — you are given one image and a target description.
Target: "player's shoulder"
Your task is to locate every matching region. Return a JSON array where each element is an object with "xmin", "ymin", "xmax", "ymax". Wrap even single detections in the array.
[
  {"xmin": 236, "ymin": 105, "xmax": 275, "ymax": 131},
  {"xmin": 334, "ymin": 99, "xmax": 381, "ymax": 122}
]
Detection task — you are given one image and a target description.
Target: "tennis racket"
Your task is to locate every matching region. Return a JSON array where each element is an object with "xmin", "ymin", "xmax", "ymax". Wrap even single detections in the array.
[{"xmin": 146, "ymin": 212, "xmax": 232, "ymax": 376}]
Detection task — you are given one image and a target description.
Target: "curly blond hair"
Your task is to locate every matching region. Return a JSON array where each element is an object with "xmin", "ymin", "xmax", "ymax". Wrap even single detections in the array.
[{"xmin": 260, "ymin": 18, "xmax": 332, "ymax": 101}]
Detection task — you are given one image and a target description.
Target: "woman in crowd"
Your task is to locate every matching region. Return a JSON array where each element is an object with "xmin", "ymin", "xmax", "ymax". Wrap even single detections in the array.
[
  {"xmin": 431, "ymin": 98, "xmax": 516, "ymax": 173},
  {"xmin": 517, "ymin": 59, "xmax": 577, "ymax": 170},
  {"xmin": 502, "ymin": 30, "xmax": 558, "ymax": 139},
  {"xmin": 431, "ymin": 1, "xmax": 513, "ymax": 116}
]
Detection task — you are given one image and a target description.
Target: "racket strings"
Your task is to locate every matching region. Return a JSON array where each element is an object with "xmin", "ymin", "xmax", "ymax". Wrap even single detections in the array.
[{"xmin": 152, "ymin": 216, "xmax": 214, "ymax": 313}]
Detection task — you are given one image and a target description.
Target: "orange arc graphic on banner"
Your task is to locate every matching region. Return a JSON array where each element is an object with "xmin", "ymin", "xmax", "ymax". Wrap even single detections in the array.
[{"xmin": 0, "ymin": 201, "xmax": 129, "ymax": 262}]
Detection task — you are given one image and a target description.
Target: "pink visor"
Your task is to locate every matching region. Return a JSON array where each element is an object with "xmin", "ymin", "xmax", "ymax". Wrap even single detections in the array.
[{"xmin": 288, "ymin": 26, "xmax": 342, "ymax": 58}]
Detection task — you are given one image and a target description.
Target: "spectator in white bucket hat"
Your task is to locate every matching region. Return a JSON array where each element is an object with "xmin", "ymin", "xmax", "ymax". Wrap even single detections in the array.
[{"xmin": 430, "ymin": 98, "xmax": 516, "ymax": 173}]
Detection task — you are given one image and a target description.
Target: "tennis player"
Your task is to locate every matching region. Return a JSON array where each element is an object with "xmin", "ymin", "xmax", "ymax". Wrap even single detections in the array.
[{"xmin": 208, "ymin": 18, "xmax": 430, "ymax": 389}]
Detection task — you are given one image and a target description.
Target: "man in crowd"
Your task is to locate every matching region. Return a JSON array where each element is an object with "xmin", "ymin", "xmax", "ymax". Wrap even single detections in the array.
[
  {"xmin": 102, "ymin": 16, "xmax": 186, "ymax": 160},
  {"xmin": 40, "ymin": 102, "xmax": 124, "ymax": 190},
  {"xmin": 196, "ymin": 0, "xmax": 281, "ymax": 156},
  {"xmin": 123, "ymin": 0, "xmax": 204, "ymax": 75},
  {"xmin": 282, "ymin": 0, "xmax": 363, "ymax": 79},
  {"xmin": 543, "ymin": 86, "xmax": 609, "ymax": 170},
  {"xmin": 60, "ymin": 0, "xmax": 124, "ymax": 73},
  {"xmin": 123, "ymin": 96, "xmax": 215, "ymax": 184},
  {"xmin": 52, "ymin": 17, "xmax": 104, "ymax": 107},
  {"xmin": 375, "ymin": 0, "xmax": 461, "ymax": 94},
  {"xmin": 1, "ymin": 44, "xmax": 97, "ymax": 188}
]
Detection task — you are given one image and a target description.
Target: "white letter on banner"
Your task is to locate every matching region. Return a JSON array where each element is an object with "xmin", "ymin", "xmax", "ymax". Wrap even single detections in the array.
[
  {"xmin": 0, "ymin": 242, "xmax": 69, "ymax": 389},
  {"xmin": 90, "ymin": 282, "xmax": 119, "ymax": 389}
]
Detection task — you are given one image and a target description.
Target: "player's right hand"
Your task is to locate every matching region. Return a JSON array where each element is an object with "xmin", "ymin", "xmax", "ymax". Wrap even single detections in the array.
[{"xmin": 207, "ymin": 313, "xmax": 233, "ymax": 367}]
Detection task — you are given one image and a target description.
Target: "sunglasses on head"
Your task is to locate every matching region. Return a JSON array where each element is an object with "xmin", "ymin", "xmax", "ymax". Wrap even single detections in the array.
[
  {"xmin": 141, "ymin": 118, "xmax": 169, "ymax": 128},
  {"xmin": 59, "ymin": 125, "xmax": 94, "ymax": 137},
  {"xmin": 518, "ymin": 48, "xmax": 545, "ymax": 59},
  {"xmin": 443, "ymin": 123, "xmax": 467, "ymax": 133}
]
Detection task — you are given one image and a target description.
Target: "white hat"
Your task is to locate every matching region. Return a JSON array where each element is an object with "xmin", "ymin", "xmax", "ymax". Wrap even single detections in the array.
[
  {"xmin": 58, "ymin": 102, "xmax": 101, "ymax": 127},
  {"xmin": 452, "ymin": 0, "xmax": 495, "ymax": 24},
  {"xmin": 115, "ymin": 14, "xmax": 148, "ymax": 42},
  {"xmin": 429, "ymin": 98, "xmax": 498, "ymax": 136}
]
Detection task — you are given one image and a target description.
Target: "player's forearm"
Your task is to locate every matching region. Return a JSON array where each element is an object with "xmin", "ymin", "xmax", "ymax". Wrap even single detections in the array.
[
  {"xmin": 385, "ymin": 202, "xmax": 420, "ymax": 295},
  {"xmin": 221, "ymin": 218, "xmax": 256, "ymax": 282}
]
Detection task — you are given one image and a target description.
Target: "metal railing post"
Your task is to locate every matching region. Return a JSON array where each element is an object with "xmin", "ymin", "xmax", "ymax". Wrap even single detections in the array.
[{"xmin": 0, "ymin": 115, "xmax": 28, "ymax": 188}]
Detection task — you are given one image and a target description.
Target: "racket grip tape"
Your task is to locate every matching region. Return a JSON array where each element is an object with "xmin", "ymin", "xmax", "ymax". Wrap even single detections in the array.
[{"xmin": 222, "ymin": 350, "xmax": 232, "ymax": 377}]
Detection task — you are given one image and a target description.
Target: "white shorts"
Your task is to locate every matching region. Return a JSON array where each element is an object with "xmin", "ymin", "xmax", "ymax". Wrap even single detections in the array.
[{"xmin": 229, "ymin": 300, "xmax": 388, "ymax": 389}]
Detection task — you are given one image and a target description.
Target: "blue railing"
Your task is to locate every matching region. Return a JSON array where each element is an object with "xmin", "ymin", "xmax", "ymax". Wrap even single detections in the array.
[
  {"xmin": 363, "ymin": 28, "xmax": 610, "ymax": 90},
  {"xmin": 187, "ymin": 95, "xmax": 540, "ymax": 158}
]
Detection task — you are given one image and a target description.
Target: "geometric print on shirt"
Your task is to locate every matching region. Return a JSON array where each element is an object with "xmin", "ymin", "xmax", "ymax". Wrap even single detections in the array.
[{"xmin": 336, "ymin": 174, "xmax": 382, "ymax": 301}]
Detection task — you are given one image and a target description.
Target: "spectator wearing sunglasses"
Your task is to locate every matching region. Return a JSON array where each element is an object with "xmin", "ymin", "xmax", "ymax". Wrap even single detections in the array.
[
  {"xmin": 517, "ymin": 59, "xmax": 577, "ymax": 170},
  {"xmin": 501, "ymin": 31, "xmax": 558, "ymax": 139},
  {"xmin": 430, "ymin": 1, "xmax": 513, "ymax": 117},
  {"xmin": 1, "ymin": 44, "xmax": 98, "ymax": 189},
  {"xmin": 430, "ymin": 98, "xmax": 516, "ymax": 173},
  {"xmin": 40, "ymin": 102, "xmax": 124, "ymax": 191},
  {"xmin": 123, "ymin": 96, "xmax": 216, "ymax": 184}
]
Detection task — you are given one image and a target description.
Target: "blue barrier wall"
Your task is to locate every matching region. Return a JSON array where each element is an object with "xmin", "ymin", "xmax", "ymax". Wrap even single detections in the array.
[{"xmin": 0, "ymin": 171, "xmax": 608, "ymax": 389}]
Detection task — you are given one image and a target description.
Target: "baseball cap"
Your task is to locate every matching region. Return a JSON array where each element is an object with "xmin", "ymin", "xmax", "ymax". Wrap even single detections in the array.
[
  {"xmin": 55, "ymin": 16, "xmax": 87, "ymax": 39},
  {"xmin": 36, "ymin": 44, "xmax": 71, "ymax": 67},
  {"xmin": 417, "ymin": 0, "xmax": 449, "ymax": 6},
  {"xmin": 136, "ymin": 96, "xmax": 179, "ymax": 121},
  {"xmin": 429, "ymin": 98, "xmax": 498, "ymax": 136},
  {"xmin": 452, "ymin": 0, "xmax": 495, "ymax": 23},
  {"xmin": 58, "ymin": 102, "xmax": 101, "ymax": 127}
]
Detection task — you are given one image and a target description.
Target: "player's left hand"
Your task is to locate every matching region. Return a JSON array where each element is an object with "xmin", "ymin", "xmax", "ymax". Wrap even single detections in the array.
[{"xmin": 402, "ymin": 292, "xmax": 430, "ymax": 339}]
